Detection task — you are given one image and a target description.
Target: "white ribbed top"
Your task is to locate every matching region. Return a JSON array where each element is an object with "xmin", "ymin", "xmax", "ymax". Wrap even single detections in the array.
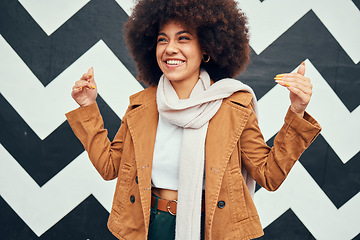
[{"xmin": 152, "ymin": 114, "xmax": 183, "ymax": 190}]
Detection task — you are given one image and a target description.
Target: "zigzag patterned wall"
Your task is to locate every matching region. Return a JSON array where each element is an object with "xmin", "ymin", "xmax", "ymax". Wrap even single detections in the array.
[{"xmin": 0, "ymin": 0, "xmax": 359, "ymax": 239}]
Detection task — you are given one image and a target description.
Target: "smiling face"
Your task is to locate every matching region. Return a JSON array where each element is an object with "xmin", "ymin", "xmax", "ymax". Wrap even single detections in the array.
[{"xmin": 156, "ymin": 21, "xmax": 203, "ymax": 93}]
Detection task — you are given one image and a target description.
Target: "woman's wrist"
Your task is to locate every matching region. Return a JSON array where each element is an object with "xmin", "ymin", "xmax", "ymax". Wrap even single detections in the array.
[
  {"xmin": 290, "ymin": 105, "xmax": 305, "ymax": 118},
  {"xmin": 79, "ymin": 100, "xmax": 96, "ymax": 108}
]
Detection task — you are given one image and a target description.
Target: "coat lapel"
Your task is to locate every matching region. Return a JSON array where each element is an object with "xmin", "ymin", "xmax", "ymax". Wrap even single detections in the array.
[{"xmin": 126, "ymin": 89, "xmax": 158, "ymax": 175}]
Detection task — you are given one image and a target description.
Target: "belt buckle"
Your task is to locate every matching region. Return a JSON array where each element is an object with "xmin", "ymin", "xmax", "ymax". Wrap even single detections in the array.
[{"xmin": 166, "ymin": 200, "xmax": 177, "ymax": 216}]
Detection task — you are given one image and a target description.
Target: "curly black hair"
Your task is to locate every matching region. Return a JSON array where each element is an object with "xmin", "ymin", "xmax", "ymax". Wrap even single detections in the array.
[{"xmin": 124, "ymin": 0, "xmax": 250, "ymax": 86}]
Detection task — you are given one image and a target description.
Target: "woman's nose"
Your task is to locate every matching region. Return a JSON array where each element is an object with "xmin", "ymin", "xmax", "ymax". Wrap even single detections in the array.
[{"xmin": 165, "ymin": 41, "xmax": 179, "ymax": 54}]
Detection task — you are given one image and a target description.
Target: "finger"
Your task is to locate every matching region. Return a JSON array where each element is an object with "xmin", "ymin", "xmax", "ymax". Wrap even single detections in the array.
[
  {"xmin": 74, "ymin": 79, "xmax": 89, "ymax": 87},
  {"xmin": 80, "ymin": 68, "xmax": 94, "ymax": 82},
  {"xmin": 274, "ymin": 74, "xmax": 293, "ymax": 88},
  {"xmin": 77, "ymin": 84, "xmax": 95, "ymax": 91},
  {"xmin": 297, "ymin": 61, "xmax": 306, "ymax": 76},
  {"xmin": 87, "ymin": 67, "xmax": 94, "ymax": 79},
  {"xmin": 275, "ymin": 73, "xmax": 310, "ymax": 88},
  {"xmin": 84, "ymin": 67, "xmax": 94, "ymax": 83},
  {"xmin": 87, "ymin": 67, "xmax": 96, "ymax": 89},
  {"xmin": 72, "ymin": 83, "xmax": 84, "ymax": 97},
  {"xmin": 283, "ymin": 78, "xmax": 312, "ymax": 94},
  {"xmin": 274, "ymin": 77, "xmax": 312, "ymax": 98},
  {"xmin": 73, "ymin": 80, "xmax": 94, "ymax": 91},
  {"xmin": 276, "ymin": 71, "xmax": 310, "ymax": 84},
  {"xmin": 274, "ymin": 79, "xmax": 291, "ymax": 88},
  {"xmin": 287, "ymin": 75, "xmax": 311, "ymax": 85},
  {"xmin": 80, "ymin": 73, "xmax": 89, "ymax": 81}
]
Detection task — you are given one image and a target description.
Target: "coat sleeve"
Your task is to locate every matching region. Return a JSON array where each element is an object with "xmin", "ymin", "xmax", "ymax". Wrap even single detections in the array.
[
  {"xmin": 239, "ymin": 105, "xmax": 321, "ymax": 191},
  {"xmin": 65, "ymin": 102, "xmax": 129, "ymax": 180}
]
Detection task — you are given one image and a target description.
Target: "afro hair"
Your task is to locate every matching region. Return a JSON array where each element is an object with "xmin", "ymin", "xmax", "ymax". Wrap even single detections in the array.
[{"xmin": 125, "ymin": 0, "xmax": 250, "ymax": 86}]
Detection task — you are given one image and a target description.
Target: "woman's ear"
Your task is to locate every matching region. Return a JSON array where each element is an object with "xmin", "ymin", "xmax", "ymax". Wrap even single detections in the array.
[{"xmin": 202, "ymin": 53, "xmax": 210, "ymax": 63}]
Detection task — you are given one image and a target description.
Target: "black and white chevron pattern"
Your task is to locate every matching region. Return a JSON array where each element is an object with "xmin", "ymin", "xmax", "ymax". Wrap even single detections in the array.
[{"xmin": 0, "ymin": 0, "xmax": 359, "ymax": 239}]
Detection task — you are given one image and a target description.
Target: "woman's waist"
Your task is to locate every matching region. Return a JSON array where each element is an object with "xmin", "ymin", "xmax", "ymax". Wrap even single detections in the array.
[{"xmin": 152, "ymin": 187, "xmax": 178, "ymax": 201}]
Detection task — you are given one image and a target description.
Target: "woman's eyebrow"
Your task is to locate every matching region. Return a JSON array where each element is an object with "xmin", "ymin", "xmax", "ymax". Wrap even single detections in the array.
[
  {"xmin": 157, "ymin": 30, "xmax": 192, "ymax": 37},
  {"xmin": 176, "ymin": 30, "xmax": 191, "ymax": 35}
]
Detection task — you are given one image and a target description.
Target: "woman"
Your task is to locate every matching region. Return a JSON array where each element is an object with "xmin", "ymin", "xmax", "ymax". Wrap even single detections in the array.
[{"xmin": 66, "ymin": 0, "xmax": 321, "ymax": 239}]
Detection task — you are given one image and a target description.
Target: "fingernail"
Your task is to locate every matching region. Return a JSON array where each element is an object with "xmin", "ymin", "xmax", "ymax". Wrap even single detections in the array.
[
  {"xmin": 91, "ymin": 85, "xmax": 96, "ymax": 89},
  {"xmin": 275, "ymin": 74, "xmax": 284, "ymax": 78},
  {"xmin": 301, "ymin": 61, "xmax": 305, "ymax": 66},
  {"xmin": 274, "ymin": 77, "xmax": 282, "ymax": 80},
  {"xmin": 88, "ymin": 74, "xmax": 92, "ymax": 78},
  {"xmin": 78, "ymin": 87, "xmax": 82, "ymax": 91},
  {"xmin": 275, "ymin": 80, "xmax": 290, "ymax": 88}
]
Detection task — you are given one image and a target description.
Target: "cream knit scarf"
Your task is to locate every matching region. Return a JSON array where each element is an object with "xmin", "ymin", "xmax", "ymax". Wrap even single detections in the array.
[{"xmin": 156, "ymin": 70, "xmax": 258, "ymax": 240}]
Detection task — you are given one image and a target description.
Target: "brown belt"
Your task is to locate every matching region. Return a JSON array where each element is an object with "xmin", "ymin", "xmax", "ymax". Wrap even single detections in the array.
[{"xmin": 151, "ymin": 195, "xmax": 205, "ymax": 216}]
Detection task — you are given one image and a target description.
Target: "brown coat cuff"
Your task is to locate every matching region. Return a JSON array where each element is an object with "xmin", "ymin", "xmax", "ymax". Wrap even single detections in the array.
[
  {"xmin": 284, "ymin": 107, "xmax": 322, "ymax": 146},
  {"xmin": 65, "ymin": 102, "xmax": 100, "ymax": 124}
]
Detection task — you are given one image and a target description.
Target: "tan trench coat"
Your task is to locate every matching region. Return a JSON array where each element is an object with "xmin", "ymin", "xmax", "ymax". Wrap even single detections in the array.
[{"xmin": 66, "ymin": 86, "xmax": 321, "ymax": 240}]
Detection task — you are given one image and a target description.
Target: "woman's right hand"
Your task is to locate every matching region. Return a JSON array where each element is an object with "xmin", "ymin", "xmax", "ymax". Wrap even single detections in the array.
[{"xmin": 71, "ymin": 67, "xmax": 98, "ymax": 107}]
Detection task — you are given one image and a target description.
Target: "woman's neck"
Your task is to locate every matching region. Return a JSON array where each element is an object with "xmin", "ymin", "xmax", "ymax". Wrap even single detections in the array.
[{"xmin": 169, "ymin": 77, "xmax": 199, "ymax": 99}]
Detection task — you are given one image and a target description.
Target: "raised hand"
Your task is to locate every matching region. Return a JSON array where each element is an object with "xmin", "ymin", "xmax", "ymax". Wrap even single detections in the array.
[
  {"xmin": 274, "ymin": 62, "xmax": 312, "ymax": 117},
  {"xmin": 71, "ymin": 67, "xmax": 98, "ymax": 107}
]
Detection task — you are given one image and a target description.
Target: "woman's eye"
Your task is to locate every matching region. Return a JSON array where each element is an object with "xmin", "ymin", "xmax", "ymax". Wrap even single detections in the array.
[
  {"xmin": 179, "ymin": 36, "xmax": 190, "ymax": 41},
  {"xmin": 157, "ymin": 37, "xmax": 167, "ymax": 43}
]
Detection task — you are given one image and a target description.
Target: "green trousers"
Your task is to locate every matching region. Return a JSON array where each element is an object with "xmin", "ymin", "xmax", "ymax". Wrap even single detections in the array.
[{"xmin": 148, "ymin": 194, "xmax": 205, "ymax": 240}]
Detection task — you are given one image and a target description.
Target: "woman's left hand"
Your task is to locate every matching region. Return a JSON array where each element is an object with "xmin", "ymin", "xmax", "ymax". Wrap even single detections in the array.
[{"xmin": 274, "ymin": 62, "xmax": 312, "ymax": 118}]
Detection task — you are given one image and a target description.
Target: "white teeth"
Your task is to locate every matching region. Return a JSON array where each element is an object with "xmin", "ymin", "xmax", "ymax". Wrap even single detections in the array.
[{"xmin": 166, "ymin": 60, "xmax": 183, "ymax": 65}]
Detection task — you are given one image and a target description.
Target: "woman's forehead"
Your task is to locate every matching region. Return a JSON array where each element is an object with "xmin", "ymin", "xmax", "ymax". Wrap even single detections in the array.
[
  {"xmin": 159, "ymin": 19, "xmax": 193, "ymax": 32},
  {"xmin": 158, "ymin": 20, "xmax": 196, "ymax": 35}
]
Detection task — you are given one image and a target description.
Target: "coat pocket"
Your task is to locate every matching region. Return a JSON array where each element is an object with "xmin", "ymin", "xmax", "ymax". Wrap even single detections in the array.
[
  {"xmin": 112, "ymin": 162, "xmax": 133, "ymax": 213},
  {"xmin": 227, "ymin": 167, "xmax": 249, "ymax": 222}
]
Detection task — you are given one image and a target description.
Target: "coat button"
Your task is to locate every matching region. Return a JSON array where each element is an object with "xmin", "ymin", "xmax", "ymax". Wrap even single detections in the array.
[
  {"xmin": 217, "ymin": 200, "xmax": 225, "ymax": 209},
  {"xmin": 130, "ymin": 195, "xmax": 135, "ymax": 203},
  {"xmin": 135, "ymin": 176, "xmax": 138, "ymax": 184}
]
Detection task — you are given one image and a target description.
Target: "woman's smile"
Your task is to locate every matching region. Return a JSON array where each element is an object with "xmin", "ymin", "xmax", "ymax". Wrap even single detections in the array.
[{"xmin": 164, "ymin": 59, "xmax": 185, "ymax": 68}]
